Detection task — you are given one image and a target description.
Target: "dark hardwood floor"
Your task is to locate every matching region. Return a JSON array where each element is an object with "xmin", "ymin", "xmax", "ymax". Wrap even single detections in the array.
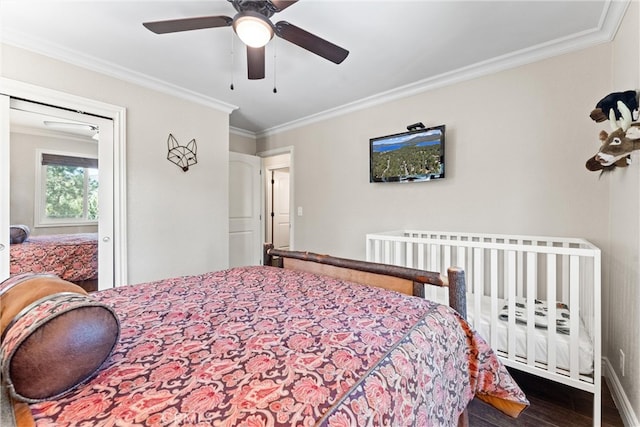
[{"xmin": 467, "ymin": 369, "xmax": 624, "ymax": 426}]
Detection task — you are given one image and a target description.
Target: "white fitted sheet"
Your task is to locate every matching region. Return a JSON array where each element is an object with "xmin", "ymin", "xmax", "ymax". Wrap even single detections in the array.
[{"xmin": 466, "ymin": 294, "xmax": 594, "ymax": 375}]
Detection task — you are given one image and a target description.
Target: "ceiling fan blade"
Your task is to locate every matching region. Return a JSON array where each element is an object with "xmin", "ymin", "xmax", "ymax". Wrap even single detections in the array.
[
  {"xmin": 143, "ymin": 16, "xmax": 232, "ymax": 34},
  {"xmin": 275, "ymin": 21, "xmax": 348, "ymax": 64},
  {"xmin": 270, "ymin": 0, "xmax": 299, "ymax": 12},
  {"xmin": 247, "ymin": 46, "xmax": 266, "ymax": 80}
]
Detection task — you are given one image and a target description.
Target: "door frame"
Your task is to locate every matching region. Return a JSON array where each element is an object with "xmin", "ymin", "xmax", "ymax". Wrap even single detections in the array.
[
  {"xmin": 258, "ymin": 146, "xmax": 294, "ymax": 250},
  {"xmin": 0, "ymin": 77, "xmax": 128, "ymax": 286},
  {"xmin": 266, "ymin": 166, "xmax": 290, "ymax": 249}
]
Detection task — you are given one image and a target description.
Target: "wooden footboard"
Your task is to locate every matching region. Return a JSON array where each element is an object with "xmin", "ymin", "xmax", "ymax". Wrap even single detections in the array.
[
  {"xmin": 263, "ymin": 244, "xmax": 467, "ymax": 319},
  {"xmin": 264, "ymin": 243, "xmax": 470, "ymax": 426}
]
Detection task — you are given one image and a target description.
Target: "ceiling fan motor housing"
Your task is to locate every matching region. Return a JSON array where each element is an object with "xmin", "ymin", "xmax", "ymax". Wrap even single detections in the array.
[{"xmin": 230, "ymin": 0, "xmax": 277, "ymax": 18}]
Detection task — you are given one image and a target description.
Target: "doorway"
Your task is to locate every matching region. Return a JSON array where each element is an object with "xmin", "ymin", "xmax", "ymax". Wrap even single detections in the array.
[
  {"xmin": 0, "ymin": 78, "xmax": 127, "ymax": 288},
  {"xmin": 261, "ymin": 150, "xmax": 292, "ymax": 251},
  {"xmin": 267, "ymin": 168, "xmax": 290, "ymax": 250}
]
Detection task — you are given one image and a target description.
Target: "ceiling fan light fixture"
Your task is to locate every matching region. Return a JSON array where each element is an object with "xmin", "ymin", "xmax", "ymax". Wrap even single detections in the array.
[
  {"xmin": 43, "ymin": 120, "xmax": 99, "ymax": 140},
  {"xmin": 233, "ymin": 12, "xmax": 273, "ymax": 48},
  {"xmin": 43, "ymin": 120, "xmax": 96, "ymax": 131}
]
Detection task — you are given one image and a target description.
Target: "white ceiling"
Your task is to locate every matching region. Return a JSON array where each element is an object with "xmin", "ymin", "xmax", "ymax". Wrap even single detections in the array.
[{"xmin": 0, "ymin": 1, "xmax": 629, "ymax": 136}]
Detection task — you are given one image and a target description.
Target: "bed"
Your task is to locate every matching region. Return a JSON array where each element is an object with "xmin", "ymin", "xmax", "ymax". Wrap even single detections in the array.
[
  {"xmin": 9, "ymin": 232, "xmax": 98, "ymax": 291},
  {"xmin": 0, "ymin": 245, "xmax": 528, "ymax": 426},
  {"xmin": 366, "ymin": 230, "xmax": 601, "ymax": 425}
]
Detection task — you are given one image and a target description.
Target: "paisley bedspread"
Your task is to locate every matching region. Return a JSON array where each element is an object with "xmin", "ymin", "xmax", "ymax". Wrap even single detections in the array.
[
  {"xmin": 29, "ymin": 266, "xmax": 528, "ymax": 426},
  {"xmin": 10, "ymin": 233, "xmax": 98, "ymax": 282}
]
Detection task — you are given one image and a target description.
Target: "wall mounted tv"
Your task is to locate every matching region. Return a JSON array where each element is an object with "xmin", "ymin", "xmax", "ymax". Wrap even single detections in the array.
[{"xmin": 369, "ymin": 125, "xmax": 445, "ymax": 183}]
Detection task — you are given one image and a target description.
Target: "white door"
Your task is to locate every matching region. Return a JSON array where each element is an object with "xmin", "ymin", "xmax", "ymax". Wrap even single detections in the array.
[
  {"xmin": 2, "ymin": 99, "xmax": 114, "ymax": 288},
  {"xmin": 229, "ymin": 152, "xmax": 262, "ymax": 267},
  {"xmin": 267, "ymin": 168, "xmax": 290, "ymax": 249}
]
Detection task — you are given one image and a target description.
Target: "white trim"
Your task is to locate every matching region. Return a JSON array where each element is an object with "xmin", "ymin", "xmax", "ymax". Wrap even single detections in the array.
[
  {"xmin": 230, "ymin": 126, "xmax": 256, "ymax": 139},
  {"xmin": 254, "ymin": 0, "xmax": 630, "ymax": 138},
  {"xmin": 603, "ymin": 357, "xmax": 639, "ymax": 427},
  {"xmin": 1, "ymin": 29, "xmax": 238, "ymax": 115},
  {"xmin": 256, "ymin": 146, "xmax": 293, "ymax": 159},
  {"xmin": 0, "ymin": 1, "xmax": 628, "ymax": 139},
  {"xmin": 257, "ymin": 146, "xmax": 294, "ymax": 251},
  {"xmin": 1, "ymin": 77, "xmax": 128, "ymax": 287}
]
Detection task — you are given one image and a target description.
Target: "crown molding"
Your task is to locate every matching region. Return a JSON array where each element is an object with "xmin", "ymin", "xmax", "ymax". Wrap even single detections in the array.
[
  {"xmin": 1, "ymin": 0, "xmax": 629, "ymax": 138},
  {"xmin": 230, "ymin": 126, "xmax": 257, "ymax": 139},
  {"xmin": 255, "ymin": 0, "xmax": 630, "ymax": 138},
  {"xmin": 1, "ymin": 29, "xmax": 238, "ymax": 115}
]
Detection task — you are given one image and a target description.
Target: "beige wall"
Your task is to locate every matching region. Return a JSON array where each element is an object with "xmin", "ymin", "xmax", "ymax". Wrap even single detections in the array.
[
  {"xmin": 230, "ymin": 131, "xmax": 257, "ymax": 154},
  {"xmin": 258, "ymin": 44, "xmax": 611, "ymax": 257},
  {"xmin": 3, "ymin": 44, "xmax": 231, "ymax": 284},
  {"xmin": 607, "ymin": 0, "xmax": 640, "ymax": 419},
  {"xmin": 258, "ymin": 7, "xmax": 639, "ymax": 420},
  {"xmin": 10, "ymin": 131, "xmax": 99, "ymax": 235}
]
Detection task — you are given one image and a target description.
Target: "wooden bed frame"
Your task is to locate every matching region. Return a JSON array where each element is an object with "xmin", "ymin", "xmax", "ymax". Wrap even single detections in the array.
[
  {"xmin": 263, "ymin": 243, "xmax": 470, "ymax": 426},
  {"xmin": 1, "ymin": 248, "xmax": 517, "ymax": 427},
  {"xmin": 264, "ymin": 243, "xmax": 467, "ymax": 318}
]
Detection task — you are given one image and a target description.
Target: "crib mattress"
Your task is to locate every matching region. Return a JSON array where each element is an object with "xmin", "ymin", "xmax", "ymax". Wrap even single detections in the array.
[{"xmin": 466, "ymin": 294, "xmax": 594, "ymax": 375}]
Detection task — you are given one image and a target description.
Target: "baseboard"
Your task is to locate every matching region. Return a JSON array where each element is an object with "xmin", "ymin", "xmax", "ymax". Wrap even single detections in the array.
[{"xmin": 602, "ymin": 357, "xmax": 640, "ymax": 427}]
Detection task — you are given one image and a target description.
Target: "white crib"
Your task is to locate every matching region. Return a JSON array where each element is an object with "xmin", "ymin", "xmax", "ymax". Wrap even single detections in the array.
[{"xmin": 366, "ymin": 230, "xmax": 602, "ymax": 425}]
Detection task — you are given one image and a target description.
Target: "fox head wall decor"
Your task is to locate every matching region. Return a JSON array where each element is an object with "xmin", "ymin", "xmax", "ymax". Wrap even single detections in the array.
[{"xmin": 167, "ymin": 134, "xmax": 197, "ymax": 172}]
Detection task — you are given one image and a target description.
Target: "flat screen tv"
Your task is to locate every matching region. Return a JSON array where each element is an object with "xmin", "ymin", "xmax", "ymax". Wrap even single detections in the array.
[{"xmin": 369, "ymin": 125, "xmax": 445, "ymax": 183}]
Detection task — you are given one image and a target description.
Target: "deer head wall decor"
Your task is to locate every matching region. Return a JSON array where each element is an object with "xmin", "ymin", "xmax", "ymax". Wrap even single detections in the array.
[
  {"xmin": 589, "ymin": 90, "xmax": 639, "ymax": 123},
  {"xmin": 586, "ymin": 98, "xmax": 640, "ymax": 173}
]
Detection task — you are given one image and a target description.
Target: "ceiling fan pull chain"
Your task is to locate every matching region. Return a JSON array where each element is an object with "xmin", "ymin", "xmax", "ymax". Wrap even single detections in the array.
[
  {"xmin": 230, "ymin": 33, "xmax": 235, "ymax": 90},
  {"xmin": 273, "ymin": 39, "xmax": 278, "ymax": 94}
]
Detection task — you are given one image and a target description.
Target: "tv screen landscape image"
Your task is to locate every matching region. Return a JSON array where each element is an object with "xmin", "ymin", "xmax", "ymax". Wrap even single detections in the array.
[{"xmin": 369, "ymin": 125, "xmax": 445, "ymax": 183}]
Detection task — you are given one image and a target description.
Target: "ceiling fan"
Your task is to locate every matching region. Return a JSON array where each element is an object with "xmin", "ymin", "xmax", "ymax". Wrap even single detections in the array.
[
  {"xmin": 142, "ymin": 0, "xmax": 349, "ymax": 80},
  {"xmin": 43, "ymin": 121, "xmax": 100, "ymax": 140}
]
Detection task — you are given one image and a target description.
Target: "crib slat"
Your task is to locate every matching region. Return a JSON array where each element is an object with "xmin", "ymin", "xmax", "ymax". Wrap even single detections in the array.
[
  {"xmin": 457, "ymin": 246, "xmax": 466, "ymax": 272},
  {"xmin": 526, "ymin": 252, "xmax": 536, "ymax": 367},
  {"xmin": 473, "ymin": 248, "xmax": 483, "ymax": 330},
  {"xmin": 426, "ymin": 243, "xmax": 438, "ymax": 301},
  {"xmin": 384, "ymin": 241, "xmax": 391, "ymax": 264},
  {"xmin": 443, "ymin": 245, "xmax": 451, "ymax": 276},
  {"xmin": 366, "ymin": 238, "xmax": 371, "ymax": 262},
  {"xmin": 372, "ymin": 239, "xmax": 380, "ymax": 263},
  {"xmin": 406, "ymin": 241, "xmax": 413, "ymax": 268},
  {"xmin": 569, "ymin": 255, "xmax": 580, "ymax": 380},
  {"xmin": 517, "ymin": 246, "xmax": 524, "ymax": 297},
  {"xmin": 429, "ymin": 244, "xmax": 437, "ymax": 271},
  {"xmin": 507, "ymin": 250, "xmax": 517, "ymax": 359},
  {"xmin": 394, "ymin": 241, "xmax": 402, "ymax": 266},
  {"xmin": 490, "ymin": 249, "xmax": 498, "ymax": 351},
  {"xmin": 562, "ymin": 243, "xmax": 570, "ymax": 303},
  {"xmin": 547, "ymin": 254, "xmax": 557, "ymax": 373}
]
